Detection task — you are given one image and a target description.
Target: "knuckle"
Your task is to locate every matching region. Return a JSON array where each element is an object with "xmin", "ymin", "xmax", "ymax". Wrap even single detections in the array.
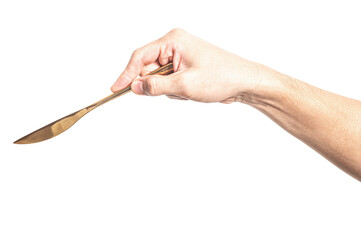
[
  {"xmin": 169, "ymin": 28, "xmax": 184, "ymax": 35},
  {"xmin": 158, "ymin": 45, "xmax": 172, "ymax": 64},
  {"xmin": 148, "ymin": 77, "xmax": 158, "ymax": 96},
  {"xmin": 165, "ymin": 28, "xmax": 186, "ymax": 40},
  {"xmin": 131, "ymin": 48, "xmax": 142, "ymax": 61}
]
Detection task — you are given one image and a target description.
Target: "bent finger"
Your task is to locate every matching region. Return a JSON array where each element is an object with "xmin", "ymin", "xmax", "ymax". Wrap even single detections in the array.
[
  {"xmin": 111, "ymin": 41, "xmax": 161, "ymax": 92},
  {"xmin": 140, "ymin": 62, "xmax": 161, "ymax": 77}
]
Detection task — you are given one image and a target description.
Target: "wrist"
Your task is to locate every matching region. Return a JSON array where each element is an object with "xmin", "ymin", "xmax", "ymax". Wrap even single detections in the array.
[{"xmin": 238, "ymin": 64, "xmax": 291, "ymax": 109}]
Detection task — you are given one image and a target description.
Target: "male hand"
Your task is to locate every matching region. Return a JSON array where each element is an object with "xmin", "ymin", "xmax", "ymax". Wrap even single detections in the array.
[{"xmin": 111, "ymin": 28, "xmax": 262, "ymax": 103}]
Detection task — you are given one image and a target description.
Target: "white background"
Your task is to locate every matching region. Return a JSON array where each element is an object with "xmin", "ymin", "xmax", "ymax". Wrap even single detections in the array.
[{"xmin": 1, "ymin": 0, "xmax": 360, "ymax": 239}]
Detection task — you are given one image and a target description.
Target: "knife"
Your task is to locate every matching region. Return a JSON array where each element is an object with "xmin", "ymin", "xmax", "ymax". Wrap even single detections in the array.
[{"xmin": 14, "ymin": 62, "xmax": 174, "ymax": 144}]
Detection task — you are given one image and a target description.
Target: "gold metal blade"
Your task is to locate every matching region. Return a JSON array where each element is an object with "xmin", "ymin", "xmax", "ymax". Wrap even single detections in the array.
[
  {"xmin": 13, "ymin": 108, "xmax": 89, "ymax": 144},
  {"xmin": 13, "ymin": 62, "xmax": 174, "ymax": 144},
  {"xmin": 13, "ymin": 86, "xmax": 132, "ymax": 144}
]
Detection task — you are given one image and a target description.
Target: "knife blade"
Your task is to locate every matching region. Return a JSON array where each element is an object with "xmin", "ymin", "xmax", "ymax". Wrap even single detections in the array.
[{"xmin": 14, "ymin": 62, "xmax": 174, "ymax": 144}]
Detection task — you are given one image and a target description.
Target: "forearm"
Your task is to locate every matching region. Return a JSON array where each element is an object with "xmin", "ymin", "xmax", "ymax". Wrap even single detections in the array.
[{"xmin": 243, "ymin": 65, "xmax": 361, "ymax": 181}]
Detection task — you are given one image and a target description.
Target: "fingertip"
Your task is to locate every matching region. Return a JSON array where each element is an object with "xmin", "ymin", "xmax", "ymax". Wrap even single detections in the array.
[
  {"xmin": 112, "ymin": 74, "xmax": 131, "ymax": 92},
  {"xmin": 111, "ymin": 82, "xmax": 120, "ymax": 93},
  {"xmin": 110, "ymin": 85, "xmax": 117, "ymax": 93}
]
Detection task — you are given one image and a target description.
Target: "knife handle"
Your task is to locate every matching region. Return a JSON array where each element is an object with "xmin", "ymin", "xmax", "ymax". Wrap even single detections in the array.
[
  {"xmin": 117, "ymin": 62, "xmax": 174, "ymax": 94},
  {"xmin": 147, "ymin": 62, "xmax": 174, "ymax": 76},
  {"xmin": 116, "ymin": 62, "xmax": 174, "ymax": 94},
  {"xmin": 89, "ymin": 62, "xmax": 174, "ymax": 109}
]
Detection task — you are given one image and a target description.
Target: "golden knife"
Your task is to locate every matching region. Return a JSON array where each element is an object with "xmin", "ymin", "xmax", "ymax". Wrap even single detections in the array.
[{"xmin": 14, "ymin": 62, "xmax": 174, "ymax": 144}]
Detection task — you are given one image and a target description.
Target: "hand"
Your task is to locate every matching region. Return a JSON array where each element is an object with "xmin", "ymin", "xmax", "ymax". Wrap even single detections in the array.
[
  {"xmin": 111, "ymin": 28, "xmax": 263, "ymax": 103},
  {"xmin": 111, "ymin": 28, "xmax": 361, "ymax": 181}
]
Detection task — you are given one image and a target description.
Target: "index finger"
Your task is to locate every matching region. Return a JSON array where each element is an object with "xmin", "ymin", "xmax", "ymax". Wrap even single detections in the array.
[{"xmin": 111, "ymin": 40, "xmax": 161, "ymax": 92}]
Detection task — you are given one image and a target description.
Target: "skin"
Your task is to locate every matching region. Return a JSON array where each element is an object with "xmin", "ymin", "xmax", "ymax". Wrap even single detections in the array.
[{"xmin": 111, "ymin": 28, "xmax": 361, "ymax": 181}]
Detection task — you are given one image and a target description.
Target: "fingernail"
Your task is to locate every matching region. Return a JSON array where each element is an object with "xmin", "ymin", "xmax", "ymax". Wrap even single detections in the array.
[{"xmin": 132, "ymin": 80, "xmax": 144, "ymax": 94}]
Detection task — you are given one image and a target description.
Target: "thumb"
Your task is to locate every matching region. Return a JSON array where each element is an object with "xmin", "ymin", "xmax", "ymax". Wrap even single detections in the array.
[{"xmin": 131, "ymin": 75, "xmax": 177, "ymax": 96}]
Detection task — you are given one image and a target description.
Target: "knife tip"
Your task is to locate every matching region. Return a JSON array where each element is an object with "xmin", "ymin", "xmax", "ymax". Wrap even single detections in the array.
[{"xmin": 13, "ymin": 138, "xmax": 26, "ymax": 144}]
